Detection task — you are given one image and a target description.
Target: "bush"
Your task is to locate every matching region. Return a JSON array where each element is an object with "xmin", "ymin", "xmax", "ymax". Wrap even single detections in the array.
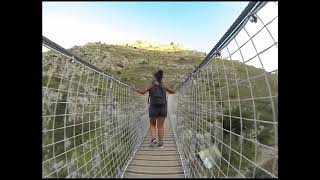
[
  {"xmin": 139, "ymin": 60, "xmax": 148, "ymax": 64},
  {"xmin": 122, "ymin": 77, "xmax": 128, "ymax": 81},
  {"xmin": 179, "ymin": 57, "xmax": 187, "ymax": 61},
  {"xmin": 257, "ymin": 128, "xmax": 274, "ymax": 146}
]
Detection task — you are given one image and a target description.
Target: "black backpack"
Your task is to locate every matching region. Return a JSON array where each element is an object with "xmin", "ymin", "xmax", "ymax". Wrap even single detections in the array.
[{"xmin": 148, "ymin": 83, "xmax": 167, "ymax": 107}]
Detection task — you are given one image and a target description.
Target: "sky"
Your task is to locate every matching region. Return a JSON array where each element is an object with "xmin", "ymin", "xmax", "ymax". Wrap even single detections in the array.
[
  {"xmin": 42, "ymin": 1, "xmax": 249, "ymax": 53},
  {"xmin": 42, "ymin": 1, "xmax": 278, "ymax": 72}
]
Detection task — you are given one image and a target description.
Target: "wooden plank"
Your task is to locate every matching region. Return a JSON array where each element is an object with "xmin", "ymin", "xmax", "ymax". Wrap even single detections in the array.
[
  {"xmin": 139, "ymin": 146, "xmax": 177, "ymax": 151},
  {"xmin": 145, "ymin": 135, "xmax": 175, "ymax": 137},
  {"xmin": 143, "ymin": 138, "xmax": 175, "ymax": 140},
  {"xmin": 141, "ymin": 140, "xmax": 176, "ymax": 143},
  {"xmin": 143, "ymin": 140, "xmax": 175, "ymax": 143},
  {"xmin": 129, "ymin": 159, "xmax": 181, "ymax": 167},
  {"xmin": 147, "ymin": 130, "xmax": 173, "ymax": 135},
  {"xmin": 126, "ymin": 165, "xmax": 184, "ymax": 174},
  {"xmin": 139, "ymin": 144, "xmax": 177, "ymax": 148},
  {"xmin": 124, "ymin": 172, "xmax": 185, "ymax": 178},
  {"xmin": 140, "ymin": 142, "xmax": 176, "ymax": 146},
  {"xmin": 146, "ymin": 131, "xmax": 173, "ymax": 133},
  {"xmin": 144, "ymin": 137, "xmax": 174, "ymax": 140},
  {"xmin": 140, "ymin": 143, "xmax": 178, "ymax": 148},
  {"xmin": 134, "ymin": 154, "xmax": 180, "ymax": 161},
  {"xmin": 135, "ymin": 150, "xmax": 179, "ymax": 156},
  {"xmin": 142, "ymin": 141, "xmax": 176, "ymax": 145},
  {"xmin": 142, "ymin": 140, "xmax": 176, "ymax": 143},
  {"xmin": 141, "ymin": 141, "xmax": 176, "ymax": 144},
  {"xmin": 144, "ymin": 137, "xmax": 175, "ymax": 140},
  {"xmin": 145, "ymin": 134, "xmax": 174, "ymax": 137}
]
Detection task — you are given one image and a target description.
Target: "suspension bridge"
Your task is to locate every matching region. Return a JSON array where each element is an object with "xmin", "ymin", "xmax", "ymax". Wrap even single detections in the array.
[{"xmin": 42, "ymin": 2, "xmax": 278, "ymax": 178}]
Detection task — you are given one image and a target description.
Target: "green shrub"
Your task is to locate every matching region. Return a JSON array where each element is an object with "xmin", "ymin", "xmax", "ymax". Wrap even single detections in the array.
[{"xmin": 257, "ymin": 128, "xmax": 274, "ymax": 146}]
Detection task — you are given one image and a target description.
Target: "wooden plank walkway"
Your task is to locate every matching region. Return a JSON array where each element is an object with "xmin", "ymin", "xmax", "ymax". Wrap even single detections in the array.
[{"xmin": 124, "ymin": 119, "xmax": 184, "ymax": 178}]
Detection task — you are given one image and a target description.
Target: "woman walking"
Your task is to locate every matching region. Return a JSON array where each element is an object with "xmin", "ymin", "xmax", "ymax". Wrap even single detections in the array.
[{"xmin": 135, "ymin": 70, "xmax": 176, "ymax": 148}]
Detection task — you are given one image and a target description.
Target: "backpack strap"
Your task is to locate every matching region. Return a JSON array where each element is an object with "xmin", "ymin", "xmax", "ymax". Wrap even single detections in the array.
[{"xmin": 148, "ymin": 82, "xmax": 154, "ymax": 104}]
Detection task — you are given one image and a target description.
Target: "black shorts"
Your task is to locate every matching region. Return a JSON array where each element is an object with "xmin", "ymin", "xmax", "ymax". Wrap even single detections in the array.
[{"xmin": 149, "ymin": 104, "xmax": 167, "ymax": 118}]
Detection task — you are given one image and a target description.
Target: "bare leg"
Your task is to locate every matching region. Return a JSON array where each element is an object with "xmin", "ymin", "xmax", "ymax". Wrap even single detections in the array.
[
  {"xmin": 157, "ymin": 116, "xmax": 165, "ymax": 144},
  {"xmin": 149, "ymin": 117, "xmax": 157, "ymax": 139}
]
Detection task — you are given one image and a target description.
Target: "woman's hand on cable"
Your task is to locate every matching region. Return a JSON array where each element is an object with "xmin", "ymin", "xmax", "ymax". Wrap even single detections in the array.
[{"xmin": 166, "ymin": 83, "xmax": 176, "ymax": 94}]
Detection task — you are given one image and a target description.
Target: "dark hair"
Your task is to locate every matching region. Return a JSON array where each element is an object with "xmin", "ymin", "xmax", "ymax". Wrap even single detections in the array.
[{"xmin": 154, "ymin": 70, "xmax": 163, "ymax": 83}]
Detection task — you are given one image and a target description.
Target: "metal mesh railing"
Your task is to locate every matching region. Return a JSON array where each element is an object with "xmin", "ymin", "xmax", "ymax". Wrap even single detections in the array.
[
  {"xmin": 171, "ymin": 1, "xmax": 278, "ymax": 178},
  {"xmin": 42, "ymin": 38, "xmax": 149, "ymax": 178}
]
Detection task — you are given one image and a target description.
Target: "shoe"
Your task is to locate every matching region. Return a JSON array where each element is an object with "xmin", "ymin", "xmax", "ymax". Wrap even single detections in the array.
[
  {"xmin": 158, "ymin": 142, "xmax": 164, "ymax": 149},
  {"xmin": 150, "ymin": 138, "xmax": 158, "ymax": 147}
]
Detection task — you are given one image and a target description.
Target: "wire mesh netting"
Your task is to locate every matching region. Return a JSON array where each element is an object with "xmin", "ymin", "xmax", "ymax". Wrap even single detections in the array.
[
  {"xmin": 42, "ymin": 44, "xmax": 149, "ymax": 178},
  {"xmin": 171, "ymin": 2, "xmax": 278, "ymax": 178}
]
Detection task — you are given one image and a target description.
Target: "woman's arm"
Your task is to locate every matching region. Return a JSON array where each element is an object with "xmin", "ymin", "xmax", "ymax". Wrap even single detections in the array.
[
  {"xmin": 135, "ymin": 84, "xmax": 152, "ymax": 95},
  {"xmin": 165, "ymin": 83, "xmax": 176, "ymax": 94}
]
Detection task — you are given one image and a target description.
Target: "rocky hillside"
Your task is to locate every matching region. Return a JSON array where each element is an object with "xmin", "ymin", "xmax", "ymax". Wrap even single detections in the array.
[{"xmin": 62, "ymin": 41, "xmax": 206, "ymax": 88}]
